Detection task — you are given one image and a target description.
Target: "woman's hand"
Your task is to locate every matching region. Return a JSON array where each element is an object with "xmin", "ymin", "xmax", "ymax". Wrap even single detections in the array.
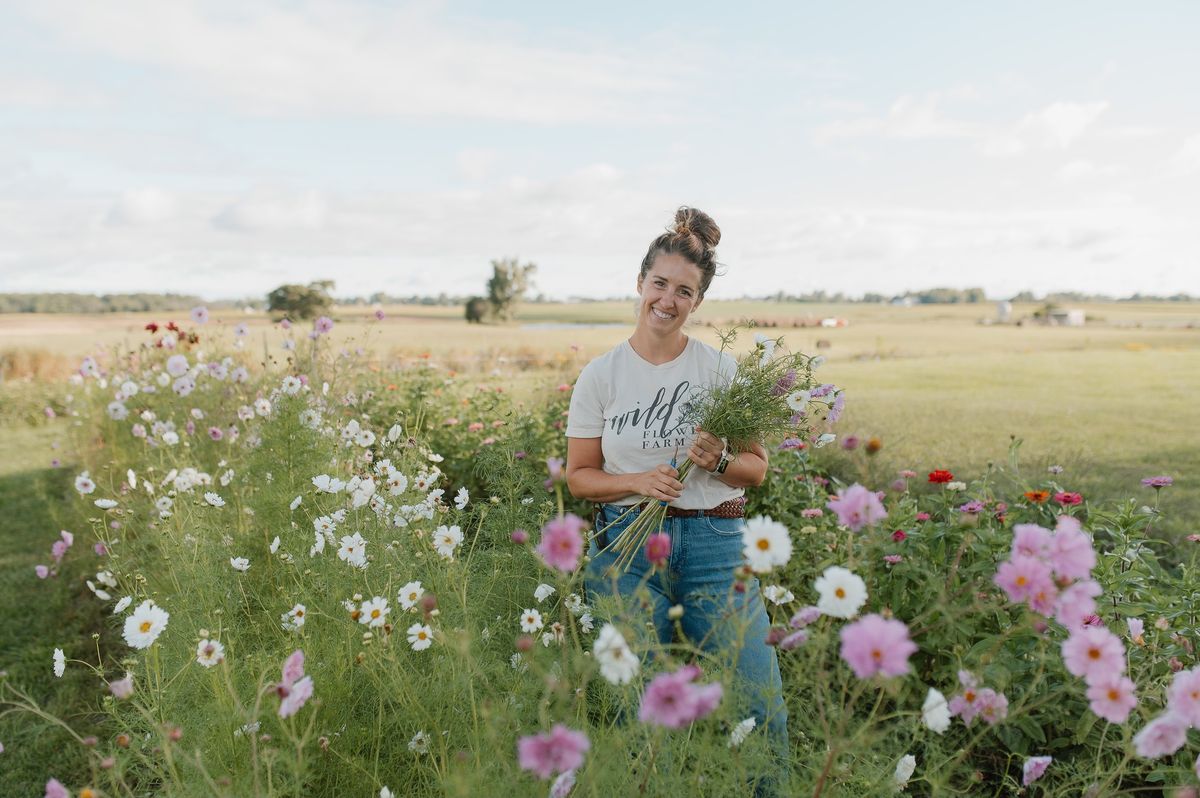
[
  {"xmin": 629, "ymin": 464, "xmax": 684, "ymax": 503},
  {"xmin": 688, "ymin": 429, "xmax": 725, "ymax": 473}
]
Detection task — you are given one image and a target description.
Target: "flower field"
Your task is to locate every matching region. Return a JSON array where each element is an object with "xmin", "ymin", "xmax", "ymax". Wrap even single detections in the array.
[{"xmin": 2, "ymin": 311, "xmax": 1200, "ymax": 797}]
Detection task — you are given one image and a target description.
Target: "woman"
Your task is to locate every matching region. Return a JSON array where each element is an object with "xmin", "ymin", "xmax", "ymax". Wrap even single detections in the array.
[{"xmin": 565, "ymin": 207, "xmax": 788, "ymax": 773}]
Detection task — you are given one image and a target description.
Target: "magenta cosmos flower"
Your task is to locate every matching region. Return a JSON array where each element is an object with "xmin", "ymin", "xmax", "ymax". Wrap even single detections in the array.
[
  {"xmin": 1061, "ymin": 626, "xmax": 1125, "ymax": 683},
  {"xmin": 536, "ymin": 514, "xmax": 586, "ymax": 572},
  {"xmin": 1167, "ymin": 667, "xmax": 1200, "ymax": 726},
  {"xmin": 517, "ymin": 724, "xmax": 590, "ymax": 780},
  {"xmin": 276, "ymin": 650, "xmax": 313, "ymax": 718},
  {"xmin": 1086, "ymin": 673, "xmax": 1138, "ymax": 723},
  {"xmin": 644, "ymin": 532, "xmax": 670, "ymax": 568},
  {"xmin": 839, "ymin": 613, "xmax": 917, "ymax": 679},
  {"xmin": 639, "ymin": 664, "xmax": 723, "ymax": 729},
  {"xmin": 1022, "ymin": 756, "xmax": 1052, "ymax": 786},
  {"xmin": 825, "ymin": 483, "xmax": 887, "ymax": 532}
]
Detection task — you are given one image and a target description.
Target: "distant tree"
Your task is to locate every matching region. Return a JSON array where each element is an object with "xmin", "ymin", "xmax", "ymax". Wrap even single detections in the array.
[
  {"xmin": 485, "ymin": 258, "xmax": 537, "ymax": 322},
  {"xmin": 464, "ymin": 297, "xmax": 488, "ymax": 324},
  {"xmin": 266, "ymin": 281, "xmax": 334, "ymax": 321}
]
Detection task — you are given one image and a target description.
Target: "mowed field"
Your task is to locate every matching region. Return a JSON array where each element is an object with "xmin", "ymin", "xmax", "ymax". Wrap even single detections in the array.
[{"xmin": 2, "ymin": 300, "xmax": 1198, "ymax": 537}]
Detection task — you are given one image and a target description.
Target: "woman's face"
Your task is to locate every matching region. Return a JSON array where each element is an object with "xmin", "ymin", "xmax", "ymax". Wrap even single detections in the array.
[{"xmin": 635, "ymin": 252, "xmax": 704, "ymax": 336}]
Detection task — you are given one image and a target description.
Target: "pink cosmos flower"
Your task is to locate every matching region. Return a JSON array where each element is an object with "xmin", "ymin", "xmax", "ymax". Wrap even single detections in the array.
[
  {"xmin": 1132, "ymin": 713, "xmax": 1188, "ymax": 759},
  {"xmin": 1054, "ymin": 579, "xmax": 1102, "ymax": 631},
  {"xmin": 208, "ymin": 426, "xmax": 223, "ymax": 441},
  {"xmin": 45, "ymin": 778, "xmax": 70, "ymax": 798},
  {"xmin": 109, "ymin": 674, "xmax": 135, "ymax": 700},
  {"xmin": 800, "ymin": 508, "xmax": 823, "ymax": 518},
  {"xmin": 915, "ymin": 512, "xmax": 931, "ymax": 522},
  {"xmin": 825, "ymin": 483, "xmax": 887, "ymax": 532},
  {"xmin": 994, "ymin": 555, "xmax": 1054, "ymax": 605},
  {"xmin": 1011, "ymin": 523, "xmax": 1052, "ymax": 559},
  {"xmin": 790, "ymin": 606, "xmax": 821, "ymax": 628},
  {"xmin": 639, "ymin": 665, "xmax": 723, "ymax": 728},
  {"xmin": 883, "ymin": 554, "xmax": 903, "ymax": 565},
  {"xmin": 35, "ymin": 564, "xmax": 50, "ymax": 579},
  {"xmin": 644, "ymin": 532, "xmax": 670, "ymax": 568},
  {"xmin": 1141, "ymin": 475, "xmax": 1173, "ymax": 488},
  {"xmin": 1048, "ymin": 515, "xmax": 1096, "ymax": 580},
  {"xmin": 1086, "ymin": 674, "xmax": 1137, "ymax": 723},
  {"xmin": 467, "ymin": 422, "xmax": 485, "ymax": 432},
  {"xmin": 517, "ymin": 724, "xmax": 590, "ymax": 780},
  {"xmin": 546, "ymin": 457, "xmax": 565, "ymax": 483},
  {"xmin": 1166, "ymin": 667, "xmax": 1200, "ymax": 726},
  {"xmin": 1061, "ymin": 626, "xmax": 1125, "ymax": 683},
  {"xmin": 536, "ymin": 515, "xmax": 586, "ymax": 573},
  {"xmin": 1127, "ymin": 617, "xmax": 1145, "ymax": 643},
  {"xmin": 314, "ymin": 316, "xmax": 334, "ymax": 334},
  {"xmin": 838, "ymin": 614, "xmax": 917, "ymax": 679},
  {"xmin": 779, "ymin": 630, "xmax": 808, "ymax": 650},
  {"xmin": 374, "ymin": 309, "xmax": 385, "ymax": 321},
  {"xmin": 276, "ymin": 650, "xmax": 313, "ymax": 718},
  {"xmin": 976, "ymin": 688, "xmax": 1009, "ymax": 725},
  {"xmin": 190, "ymin": 305, "xmax": 209, "ymax": 324},
  {"xmin": 1022, "ymin": 756, "xmax": 1052, "ymax": 786}
]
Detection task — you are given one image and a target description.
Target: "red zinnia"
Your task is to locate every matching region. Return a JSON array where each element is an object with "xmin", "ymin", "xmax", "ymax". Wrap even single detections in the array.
[
  {"xmin": 892, "ymin": 530, "xmax": 907, "ymax": 542},
  {"xmin": 145, "ymin": 322, "xmax": 159, "ymax": 333},
  {"xmin": 928, "ymin": 470, "xmax": 954, "ymax": 484},
  {"xmin": 1054, "ymin": 492, "xmax": 1083, "ymax": 506}
]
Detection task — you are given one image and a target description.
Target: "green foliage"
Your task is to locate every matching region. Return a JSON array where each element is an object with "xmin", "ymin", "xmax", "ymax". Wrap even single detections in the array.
[
  {"xmin": 485, "ymin": 258, "xmax": 537, "ymax": 322},
  {"xmin": 464, "ymin": 297, "xmax": 488, "ymax": 324},
  {"xmin": 266, "ymin": 281, "xmax": 335, "ymax": 321}
]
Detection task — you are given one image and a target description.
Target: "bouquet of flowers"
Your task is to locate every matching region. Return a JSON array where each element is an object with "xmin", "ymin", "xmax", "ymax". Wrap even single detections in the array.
[{"xmin": 599, "ymin": 327, "xmax": 844, "ymax": 572}]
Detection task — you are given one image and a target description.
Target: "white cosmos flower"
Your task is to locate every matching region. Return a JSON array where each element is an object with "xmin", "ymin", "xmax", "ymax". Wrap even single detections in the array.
[
  {"xmin": 86, "ymin": 580, "xmax": 112, "ymax": 601},
  {"xmin": 113, "ymin": 596, "xmax": 132, "ymax": 614},
  {"xmin": 53, "ymin": 647, "xmax": 65, "ymax": 678},
  {"xmin": 337, "ymin": 533, "xmax": 368, "ymax": 567},
  {"xmin": 381, "ymin": 788, "xmax": 394, "ymax": 798},
  {"xmin": 894, "ymin": 754, "xmax": 917, "ymax": 790},
  {"xmin": 432, "ymin": 525, "xmax": 463, "ymax": 561},
  {"xmin": 270, "ymin": 536, "xmax": 281, "ymax": 554},
  {"xmin": 281, "ymin": 375, "xmax": 302, "ymax": 395},
  {"xmin": 455, "ymin": 487, "xmax": 469, "ymax": 510},
  {"xmin": 355, "ymin": 429, "xmax": 376, "ymax": 447},
  {"xmin": 204, "ymin": 492, "xmax": 225, "ymax": 508},
  {"xmin": 785, "ymin": 390, "xmax": 811, "ymax": 412},
  {"xmin": 299, "ymin": 408, "xmax": 321, "ymax": 429},
  {"xmin": 408, "ymin": 731, "xmax": 431, "ymax": 754},
  {"xmin": 814, "ymin": 433, "xmax": 837, "ymax": 448},
  {"xmin": 398, "ymin": 581, "xmax": 424, "ymax": 610},
  {"xmin": 166, "ymin": 354, "xmax": 189, "ymax": 377},
  {"xmin": 754, "ymin": 333, "xmax": 777, "ymax": 365},
  {"xmin": 290, "ymin": 495, "xmax": 302, "ymax": 510},
  {"xmin": 123, "ymin": 600, "xmax": 169, "ymax": 649},
  {"xmin": 729, "ymin": 717, "xmax": 756, "ymax": 747},
  {"xmin": 946, "ymin": 481, "xmax": 967, "ymax": 492},
  {"xmin": 360, "ymin": 596, "xmax": 390, "ymax": 628},
  {"xmin": 161, "ymin": 430, "xmax": 180, "ymax": 445},
  {"xmin": 126, "ymin": 468, "xmax": 137, "ymax": 489},
  {"xmin": 230, "ymin": 557, "xmax": 250, "ymax": 572},
  {"xmin": 254, "ymin": 398, "xmax": 271, "ymax": 416},
  {"xmin": 922, "ymin": 688, "xmax": 951, "ymax": 734},
  {"xmin": 196, "ymin": 638, "xmax": 225, "ymax": 668},
  {"xmin": 281, "ymin": 603, "xmax": 306, "ymax": 631},
  {"xmin": 742, "ymin": 516, "xmax": 793, "ymax": 573},
  {"xmin": 107, "ymin": 401, "xmax": 128, "ymax": 420},
  {"xmin": 762, "ymin": 585, "xmax": 795, "ymax": 605},
  {"xmin": 74, "ymin": 472, "xmax": 96, "ymax": 494},
  {"xmin": 94, "ymin": 498, "xmax": 118, "ymax": 509},
  {"xmin": 814, "ymin": 566, "xmax": 868, "ymax": 619},
  {"xmin": 534, "ymin": 583, "xmax": 556, "ymax": 603},
  {"xmin": 312, "ymin": 474, "xmax": 344, "ymax": 493},
  {"xmin": 386, "ymin": 470, "xmax": 409, "ymax": 496},
  {"xmin": 407, "ymin": 623, "xmax": 434, "ymax": 651},
  {"xmin": 519, "ymin": 608, "xmax": 544, "ymax": 634},
  {"xmin": 593, "ymin": 624, "xmax": 639, "ymax": 685}
]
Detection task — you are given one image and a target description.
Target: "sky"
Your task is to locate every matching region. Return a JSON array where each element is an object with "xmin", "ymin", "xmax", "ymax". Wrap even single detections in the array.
[{"xmin": 2, "ymin": 0, "xmax": 1199, "ymax": 301}]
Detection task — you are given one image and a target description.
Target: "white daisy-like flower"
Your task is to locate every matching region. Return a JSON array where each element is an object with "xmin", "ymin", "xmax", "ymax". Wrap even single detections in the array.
[
  {"xmin": 281, "ymin": 375, "xmax": 302, "ymax": 395},
  {"xmin": 270, "ymin": 536, "xmax": 281, "ymax": 554},
  {"xmin": 814, "ymin": 565, "xmax": 867, "ymax": 619},
  {"xmin": 312, "ymin": 474, "xmax": 344, "ymax": 493},
  {"xmin": 196, "ymin": 638, "xmax": 226, "ymax": 668},
  {"xmin": 894, "ymin": 754, "xmax": 917, "ymax": 790},
  {"xmin": 432, "ymin": 525, "xmax": 463, "ymax": 561},
  {"xmin": 754, "ymin": 333, "xmax": 777, "ymax": 365},
  {"xmin": 53, "ymin": 647, "xmax": 65, "ymax": 678},
  {"xmin": 360, "ymin": 596, "xmax": 391, "ymax": 628},
  {"xmin": 125, "ymin": 468, "xmax": 137, "ymax": 490},
  {"xmin": 290, "ymin": 495, "xmax": 302, "ymax": 511},
  {"xmin": 407, "ymin": 623, "xmax": 434, "ymax": 651},
  {"xmin": 785, "ymin": 390, "xmax": 811, "ymax": 412},
  {"xmin": 86, "ymin": 580, "xmax": 112, "ymax": 601},
  {"xmin": 564, "ymin": 593, "xmax": 586, "ymax": 615},
  {"xmin": 113, "ymin": 596, "xmax": 132, "ymax": 614},
  {"xmin": 742, "ymin": 516, "xmax": 794, "ymax": 573},
  {"xmin": 94, "ymin": 498, "xmax": 118, "ymax": 510},
  {"xmin": 281, "ymin": 603, "xmax": 306, "ymax": 631},
  {"xmin": 337, "ymin": 533, "xmax": 368, "ymax": 567},
  {"xmin": 398, "ymin": 581, "xmax": 424, "ymax": 610},
  {"xmin": 123, "ymin": 600, "xmax": 169, "ymax": 649},
  {"xmin": 922, "ymin": 688, "xmax": 951, "ymax": 734},
  {"xmin": 299, "ymin": 408, "xmax": 321, "ymax": 429},
  {"xmin": 386, "ymin": 470, "xmax": 409, "ymax": 496},
  {"xmin": 107, "ymin": 401, "xmax": 128, "ymax": 420},
  {"xmin": 519, "ymin": 608, "xmax": 544, "ymax": 634},
  {"xmin": 355, "ymin": 429, "xmax": 376, "ymax": 447},
  {"xmin": 166, "ymin": 354, "xmax": 189, "ymax": 377},
  {"xmin": 729, "ymin": 717, "xmax": 756, "ymax": 747},
  {"xmin": 579, "ymin": 612, "xmax": 595, "ymax": 633},
  {"xmin": 230, "ymin": 557, "xmax": 250, "ymax": 572},
  {"xmin": 814, "ymin": 433, "xmax": 837, "ymax": 448},
  {"xmin": 593, "ymin": 624, "xmax": 639, "ymax": 685},
  {"xmin": 219, "ymin": 470, "xmax": 234, "ymax": 487},
  {"xmin": 254, "ymin": 398, "xmax": 271, "ymax": 416},
  {"xmin": 408, "ymin": 730, "xmax": 431, "ymax": 754},
  {"xmin": 534, "ymin": 583, "xmax": 556, "ymax": 603},
  {"xmin": 74, "ymin": 472, "xmax": 96, "ymax": 495},
  {"xmin": 204, "ymin": 492, "xmax": 226, "ymax": 508},
  {"xmin": 454, "ymin": 487, "xmax": 469, "ymax": 510},
  {"xmin": 310, "ymin": 528, "xmax": 326, "ymax": 557},
  {"xmin": 96, "ymin": 570, "xmax": 117, "ymax": 588},
  {"xmin": 381, "ymin": 788, "xmax": 393, "ymax": 798},
  {"xmin": 762, "ymin": 585, "xmax": 795, "ymax": 605},
  {"xmin": 946, "ymin": 481, "xmax": 967, "ymax": 492}
]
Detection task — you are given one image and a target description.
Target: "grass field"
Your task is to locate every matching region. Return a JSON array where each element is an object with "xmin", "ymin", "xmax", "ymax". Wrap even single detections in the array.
[{"xmin": 3, "ymin": 300, "xmax": 1198, "ymax": 538}]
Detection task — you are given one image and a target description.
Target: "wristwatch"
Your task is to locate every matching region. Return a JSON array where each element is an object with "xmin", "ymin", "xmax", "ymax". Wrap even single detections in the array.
[{"xmin": 714, "ymin": 446, "xmax": 732, "ymax": 475}]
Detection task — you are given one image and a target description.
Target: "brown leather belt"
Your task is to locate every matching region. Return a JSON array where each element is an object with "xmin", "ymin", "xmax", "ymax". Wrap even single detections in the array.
[{"xmin": 597, "ymin": 497, "xmax": 746, "ymax": 522}]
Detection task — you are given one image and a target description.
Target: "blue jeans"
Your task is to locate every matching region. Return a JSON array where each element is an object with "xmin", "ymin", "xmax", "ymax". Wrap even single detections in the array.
[{"xmin": 585, "ymin": 503, "xmax": 789, "ymax": 768}]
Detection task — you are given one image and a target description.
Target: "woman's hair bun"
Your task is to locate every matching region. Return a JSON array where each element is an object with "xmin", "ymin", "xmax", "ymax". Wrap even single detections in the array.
[{"xmin": 673, "ymin": 206, "xmax": 721, "ymax": 251}]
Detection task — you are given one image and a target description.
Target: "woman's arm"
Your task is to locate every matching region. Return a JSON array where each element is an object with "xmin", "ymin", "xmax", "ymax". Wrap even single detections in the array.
[
  {"xmin": 687, "ymin": 431, "xmax": 769, "ymax": 488},
  {"xmin": 566, "ymin": 437, "xmax": 685, "ymax": 504}
]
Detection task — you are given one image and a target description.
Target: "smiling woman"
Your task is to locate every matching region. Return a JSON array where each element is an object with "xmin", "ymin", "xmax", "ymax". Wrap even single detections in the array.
[{"xmin": 564, "ymin": 207, "xmax": 787, "ymax": 794}]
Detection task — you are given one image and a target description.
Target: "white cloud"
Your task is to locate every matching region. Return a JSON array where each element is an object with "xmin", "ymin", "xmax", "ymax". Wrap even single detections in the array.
[
  {"xmin": 1169, "ymin": 133, "xmax": 1200, "ymax": 175},
  {"xmin": 212, "ymin": 190, "xmax": 328, "ymax": 233},
  {"xmin": 15, "ymin": 0, "xmax": 691, "ymax": 124},
  {"xmin": 456, "ymin": 149, "xmax": 496, "ymax": 182},
  {"xmin": 1016, "ymin": 101, "xmax": 1109, "ymax": 148},
  {"xmin": 105, "ymin": 188, "xmax": 176, "ymax": 225}
]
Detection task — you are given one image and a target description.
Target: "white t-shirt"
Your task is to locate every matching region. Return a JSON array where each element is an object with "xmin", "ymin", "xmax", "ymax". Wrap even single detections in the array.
[{"xmin": 566, "ymin": 337, "xmax": 744, "ymax": 509}]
